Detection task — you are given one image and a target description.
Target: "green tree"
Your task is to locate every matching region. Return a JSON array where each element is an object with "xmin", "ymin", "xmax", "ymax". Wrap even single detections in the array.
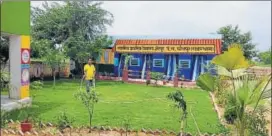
[
  {"xmin": 258, "ymin": 49, "xmax": 271, "ymax": 65},
  {"xmin": 217, "ymin": 25, "xmax": 257, "ymax": 59},
  {"xmin": 0, "ymin": 36, "xmax": 9, "ymax": 64},
  {"xmin": 31, "ymin": 1, "xmax": 113, "ymax": 72},
  {"xmin": 42, "ymin": 46, "xmax": 66, "ymax": 87}
]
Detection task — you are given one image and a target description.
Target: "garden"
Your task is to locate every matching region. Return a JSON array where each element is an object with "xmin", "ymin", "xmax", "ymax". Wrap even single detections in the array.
[{"xmin": 2, "ymin": 79, "xmax": 226, "ymax": 135}]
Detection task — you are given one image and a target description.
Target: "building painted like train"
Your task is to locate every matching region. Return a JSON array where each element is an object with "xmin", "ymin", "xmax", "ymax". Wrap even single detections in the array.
[
  {"xmin": 96, "ymin": 35, "xmax": 222, "ymax": 81},
  {"xmin": 27, "ymin": 35, "xmax": 222, "ymax": 81}
]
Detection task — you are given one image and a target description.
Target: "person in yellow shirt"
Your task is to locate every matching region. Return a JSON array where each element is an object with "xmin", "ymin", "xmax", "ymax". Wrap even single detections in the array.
[{"xmin": 83, "ymin": 58, "xmax": 96, "ymax": 92}]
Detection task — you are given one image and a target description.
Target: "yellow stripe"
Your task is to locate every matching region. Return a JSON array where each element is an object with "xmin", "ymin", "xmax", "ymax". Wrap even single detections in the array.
[
  {"xmin": 21, "ymin": 35, "xmax": 30, "ymax": 49},
  {"xmin": 20, "ymin": 85, "xmax": 29, "ymax": 99}
]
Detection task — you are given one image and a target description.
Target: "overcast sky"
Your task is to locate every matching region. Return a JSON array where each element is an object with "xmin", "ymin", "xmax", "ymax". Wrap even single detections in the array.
[{"xmin": 31, "ymin": 1, "xmax": 271, "ymax": 51}]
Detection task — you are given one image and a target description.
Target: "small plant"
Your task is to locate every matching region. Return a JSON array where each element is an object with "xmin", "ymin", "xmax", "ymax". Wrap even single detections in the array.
[
  {"xmin": 167, "ymin": 90, "xmax": 187, "ymax": 136},
  {"xmin": 121, "ymin": 115, "xmax": 132, "ymax": 136},
  {"xmin": 30, "ymin": 80, "xmax": 43, "ymax": 91},
  {"xmin": 18, "ymin": 102, "xmax": 38, "ymax": 132},
  {"xmin": 55, "ymin": 110, "xmax": 75, "ymax": 133},
  {"xmin": 74, "ymin": 88, "xmax": 98, "ymax": 132},
  {"xmin": 0, "ymin": 108, "xmax": 9, "ymax": 128},
  {"xmin": 245, "ymin": 106, "xmax": 269, "ymax": 136},
  {"xmin": 151, "ymin": 72, "xmax": 164, "ymax": 86}
]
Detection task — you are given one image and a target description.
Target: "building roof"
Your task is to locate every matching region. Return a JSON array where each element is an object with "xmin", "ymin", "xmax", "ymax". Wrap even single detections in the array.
[{"xmin": 109, "ymin": 34, "xmax": 222, "ymax": 47}]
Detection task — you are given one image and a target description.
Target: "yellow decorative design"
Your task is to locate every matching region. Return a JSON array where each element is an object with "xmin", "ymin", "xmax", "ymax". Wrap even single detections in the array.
[
  {"xmin": 115, "ymin": 45, "xmax": 216, "ymax": 54},
  {"xmin": 21, "ymin": 35, "xmax": 30, "ymax": 49},
  {"xmin": 20, "ymin": 85, "xmax": 29, "ymax": 98}
]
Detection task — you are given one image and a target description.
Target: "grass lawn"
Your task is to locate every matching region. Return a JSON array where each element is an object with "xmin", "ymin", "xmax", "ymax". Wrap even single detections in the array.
[{"xmin": 8, "ymin": 80, "xmax": 225, "ymax": 134}]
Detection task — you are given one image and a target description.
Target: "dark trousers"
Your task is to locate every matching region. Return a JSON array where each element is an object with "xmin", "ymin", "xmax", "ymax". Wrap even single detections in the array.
[{"xmin": 86, "ymin": 79, "xmax": 93, "ymax": 93}]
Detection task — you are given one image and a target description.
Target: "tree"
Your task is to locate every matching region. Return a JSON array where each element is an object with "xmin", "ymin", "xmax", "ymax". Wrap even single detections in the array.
[
  {"xmin": 121, "ymin": 54, "xmax": 133, "ymax": 69},
  {"xmin": 31, "ymin": 1, "xmax": 113, "ymax": 73},
  {"xmin": 42, "ymin": 45, "xmax": 66, "ymax": 87},
  {"xmin": 217, "ymin": 25, "xmax": 257, "ymax": 59},
  {"xmin": 167, "ymin": 90, "xmax": 187, "ymax": 136},
  {"xmin": 74, "ymin": 89, "xmax": 98, "ymax": 133},
  {"xmin": 0, "ymin": 36, "xmax": 9, "ymax": 64},
  {"xmin": 258, "ymin": 49, "xmax": 271, "ymax": 65}
]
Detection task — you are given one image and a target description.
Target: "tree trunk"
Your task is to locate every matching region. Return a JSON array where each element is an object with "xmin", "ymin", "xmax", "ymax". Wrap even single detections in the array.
[{"xmin": 180, "ymin": 113, "xmax": 184, "ymax": 136}]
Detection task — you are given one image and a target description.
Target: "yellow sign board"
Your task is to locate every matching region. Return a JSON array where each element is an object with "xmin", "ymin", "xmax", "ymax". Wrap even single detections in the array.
[{"xmin": 115, "ymin": 45, "xmax": 216, "ymax": 54}]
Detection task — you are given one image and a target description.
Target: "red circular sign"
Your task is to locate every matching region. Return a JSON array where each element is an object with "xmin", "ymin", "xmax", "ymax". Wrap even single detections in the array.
[{"xmin": 21, "ymin": 49, "xmax": 30, "ymax": 64}]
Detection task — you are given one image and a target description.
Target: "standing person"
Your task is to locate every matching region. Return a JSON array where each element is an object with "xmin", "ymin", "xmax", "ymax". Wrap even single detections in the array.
[{"xmin": 83, "ymin": 58, "xmax": 96, "ymax": 93}]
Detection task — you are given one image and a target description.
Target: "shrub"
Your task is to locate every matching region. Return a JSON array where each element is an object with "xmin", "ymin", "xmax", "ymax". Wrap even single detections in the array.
[
  {"xmin": 245, "ymin": 106, "xmax": 269, "ymax": 136},
  {"xmin": 0, "ymin": 108, "xmax": 9, "ymax": 128},
  {"xmin": 151, "ymin": 72, "xmax": 164, "ymax": 86},
  {"xmin": 55, "ymin": 110, "xmax": 75, "ymax": 133},
  {"xmin": 224, "ymin": 94, "xmax": 237, "ymax": 124},
  {"xmin": 30, "ymin": 80, "xmax": 43, "ymax": 91}
]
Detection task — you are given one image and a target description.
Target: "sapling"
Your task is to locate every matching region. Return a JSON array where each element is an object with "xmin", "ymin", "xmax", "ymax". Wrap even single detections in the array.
[
  {"xmin": 167, "ymin": 90, "xmax": 187, "ymax": 136},
  {"xmin": 73, "ymin": 87, "xmax": 98, "ymax": 132}
]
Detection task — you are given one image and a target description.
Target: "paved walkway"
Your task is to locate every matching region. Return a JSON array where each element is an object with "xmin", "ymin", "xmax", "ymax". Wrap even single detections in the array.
[{"xmin": 1, "ymin": 95, "xmax": 31, "ymax": 111}]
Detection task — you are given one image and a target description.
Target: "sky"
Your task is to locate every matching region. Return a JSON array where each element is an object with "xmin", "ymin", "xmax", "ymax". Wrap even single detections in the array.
[{"xmin": 31, "ymin": 1, "xmax": 271, "ymax": 51}]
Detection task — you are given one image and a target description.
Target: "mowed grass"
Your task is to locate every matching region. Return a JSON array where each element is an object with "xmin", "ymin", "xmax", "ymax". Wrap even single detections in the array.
[{"xmin": 9, "ymin": 80, "xmax": 224, "ymax": 134}]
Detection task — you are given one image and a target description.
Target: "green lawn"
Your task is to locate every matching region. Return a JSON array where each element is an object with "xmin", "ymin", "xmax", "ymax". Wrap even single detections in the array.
[{"xmin": 8, "ymin": 80, "xmax": 225, "ymax": 134}]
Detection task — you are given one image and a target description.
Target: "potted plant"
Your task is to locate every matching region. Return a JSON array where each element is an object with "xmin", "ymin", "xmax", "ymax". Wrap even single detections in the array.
[{"xmin": 18, "ymin": 103, "xmax": 33, "ymax": 132}]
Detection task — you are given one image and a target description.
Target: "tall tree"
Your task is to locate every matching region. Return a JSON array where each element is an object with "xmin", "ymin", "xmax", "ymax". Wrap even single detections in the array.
[
  {"xmin": 258, "ymin": 48, "xmax": 271, "ymax": 65},
  {"xmin": 217, "ymin": 25, "xmax": 257, "ymax": 59},
  {"xmin": 31, "ymin": 1, "xmax": 113, "ymax": 64}
]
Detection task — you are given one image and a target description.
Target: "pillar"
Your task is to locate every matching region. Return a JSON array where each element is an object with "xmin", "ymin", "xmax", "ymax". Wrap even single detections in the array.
[{"xmin": 9, "ymin": 35, "xmax": 30, "ymax": 100}]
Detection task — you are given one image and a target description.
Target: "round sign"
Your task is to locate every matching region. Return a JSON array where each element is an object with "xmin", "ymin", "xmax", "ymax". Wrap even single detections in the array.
[
  {"xmin": 22, "ymin": 49, "xmax": 30, "ymax": 63},
  {"xmin": 22, "ymin": 69, "xmax": 29, "ymax": 82}
]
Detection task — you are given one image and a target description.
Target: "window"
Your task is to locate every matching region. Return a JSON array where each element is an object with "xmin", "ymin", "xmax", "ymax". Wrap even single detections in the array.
[
  {"xmin": 153, "ymin": 59, "xmax": 164, "ymax": 67},
  {"xmin": 130, "ymin": 58, "xmax": 140, "ymax": 66},
  {"xmin": 179, "ymin": 60, "xmax": 191, "ymax": 69}
]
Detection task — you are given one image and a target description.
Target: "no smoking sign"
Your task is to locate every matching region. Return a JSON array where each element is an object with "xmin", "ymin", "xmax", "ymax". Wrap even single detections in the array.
[{"xmin": 21, "ymin": 48, "xmax": 30, "ymax": 64}]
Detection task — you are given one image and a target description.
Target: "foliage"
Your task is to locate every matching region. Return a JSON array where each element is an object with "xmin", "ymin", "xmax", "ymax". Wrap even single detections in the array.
[
  {"xmin": 18, "ymin": 102, "xmax": 39, "ymax": 123},
  {"xmin": 0, "ymin": 36, "xmax": 9, "ymax": 63},
  {"xmin": 217, "ymin": 25, "xmax": 257, "ymax": 59},
  {"xmin": 196, "ymin": 73, "xmax": 216, "ymax": 92},
  {"xmin": 258, "ymin": 49, "xmax": 271, "ymax": 65},
  {"xmin": 0, "ymin": 108, "xmax": 9, "ymax": 128},
  {"xmin": 167, "ymin": 90, "xmax": 187, "ymax": 136},
  {"xmin": 150, "ymin": 72, "xmax": 164, "ymax": 86},
  {"xmin": 30, "ymin": 80, "xmax": 44, "ymax": 91},
  {"xmin": 73, "ymin": 89, "xmax": 98, "ymax": 132},
  {"xmin": 224, "ymin": 93, "xmax": 237, "ymax": 124},
  {"xmin": 121, "ymin": 114, "xmax": 132, "ymax": 136},
  {"xmin": 42, "ymin": 46, "xmax": 66, "ymax": 87},
  {"xmin": 122, "ymin": 54, "xmax": 133, "ymax": 69},
  {"xmin": 245, "ymin": 106, "xmax": 269, "ymax": 136},
  {"xmin": 31, "ymin": 1, "xmax": 113, "ymax": 67},
  {"xmin": 211, "ymin": 44, "xmax": 250, "ymax": 71},
  {"xmin": 55, "ymin": 110, "xmax": 75, "ymax": 132},
  {"xmin": 228, "ymin": 75, "xmax": 271, "ymax": 136},
  {"xmin": 0, "ymin": 68, "xmax": 9, "ymax": 88}
]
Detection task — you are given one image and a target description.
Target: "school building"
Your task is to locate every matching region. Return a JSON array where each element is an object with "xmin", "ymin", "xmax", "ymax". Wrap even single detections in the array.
[{"xmin": 97, "ymin": 35, "xmax": 222, "ymax": 81}]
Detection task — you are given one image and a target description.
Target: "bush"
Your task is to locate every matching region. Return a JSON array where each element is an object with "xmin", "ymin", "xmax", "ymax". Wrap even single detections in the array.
[
  {"xmin": 245, "ymin": 106, "xmax": 269, "ymax": 136},
  {"xmin": 151, "ymin": 72, "xmax": 164, "ymax": 86},
  {"xmin": 0, "ymin": 109, "xmax": 9, "ymax": 128},
  {"xmin": 224, "ymin": 94, "xmax": 237, "ymax": 124},
  {"xmin": 56, "ymin": 110, "xmax": 75, "ymax": 133},
  {"xmin": 30, "ymin": 80, "xmax": 43, "ymax": 91}
]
